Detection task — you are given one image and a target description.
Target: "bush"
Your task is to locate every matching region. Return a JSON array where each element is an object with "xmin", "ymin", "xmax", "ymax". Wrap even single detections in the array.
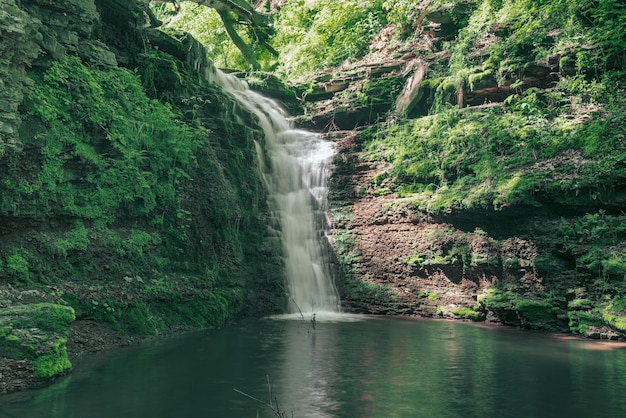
[{"xmin": 5, "ymin": 249, "xmax": 30, "ymax": 282}]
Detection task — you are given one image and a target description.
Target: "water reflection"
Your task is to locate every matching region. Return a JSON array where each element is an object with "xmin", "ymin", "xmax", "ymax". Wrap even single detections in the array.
[{"xmin": 3, "ymin": 316, "xmax": 626, "ymax": 418}]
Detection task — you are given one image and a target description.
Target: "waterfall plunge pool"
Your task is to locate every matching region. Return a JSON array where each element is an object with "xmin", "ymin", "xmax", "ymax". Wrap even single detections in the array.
[{"xmin": 3, "ymin": 314, "xmax": 626, "ymax": 418}]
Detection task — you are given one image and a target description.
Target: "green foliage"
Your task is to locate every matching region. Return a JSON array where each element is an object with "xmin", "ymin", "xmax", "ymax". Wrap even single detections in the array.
[
  {"xmin": 601, "ymin": 296, "xmax": 626, "ymax": 332},
  {"xmin": 513, "ymin": 299, "xmax": 559, "ymax": 323},
  {"xmin": 27, "ymin": 304, "xmax": 75, "ymax": 334},
  {"xmin": 404, "ymin": 227, "xmax": 498, "ymax": 273},
  {"xmin": 121, "ymin": 300, "xmax": 164, "ymax": 335},
  {"xmin": 2, "ymin": 304, "xmax": 75, "ymax": 337},
  {"xmin": 1, "ymin": 304, "xmax": 75, "ymax": 379},
  {"xmin": 5, "ymin": 248, "xmax": 31, "ymax": 282},
  {"xmin": 32, "ymin": 338, "xmax": 72, "ymax": 378},
  {"xmin": 89, "ymin": 299, "xmax": 122, "ymax": 325},
  {"xmin": 274, "ymin": 0, "xmax": 388, "ymax": 79},
  {"xmin": 331, "ymin": 230, "xmax": 359, "ymax": 271},
  {"xmin": 52, "ymin": 221, "xmax": 90, "ymax": 257},
  {"xmin": 602, "ymin": 311, "xmax": 626, "ymax": 333},
  {"xmin": 362, "ymin": 70, "xmax": 626, "ymax": 212},
  {"xmin": 86, "ymin": 288, "xmax": 242, "ymax": 336},
  {"xmin": 344, "ymin": 279, "xmax": 397, "ymax": 306},
  {"xmin": 0, "ymin": 53, "xmax": 246, "ymax": 286},
  {"xmin": 557, "ymin": 211, "xmax": 626, "ymax": 280},
  {"xmin": 567, "ymin": 311, "xmax": 603, "ymax": 334},
  {"xmin": 567, "ymin": 298, "xmax": 594, "ymax": 310},
  {"xmin": 154, "ymin": 3, "xmax": 247, "ymax": 69},
  {"xmin": 451, "ymin": 306, "xmax": 483, "ymax": 321},
  {"xmin": 574, "ymin": 1, "xmax": 626, "ymax": 71},
  {"xmin": 453, "ymin": 0, "xmax": 624, "ymax": 79},
  {"xmin": 382, "ymin": 0, "xmax": 419, "ymax": 32},
  {"xmin": 18, "ymin": 55, "xmax": 201, "ymax": 225},
  {"xmin": 480, "ymin": 288, "xmax": 565, "ymax": 329}
]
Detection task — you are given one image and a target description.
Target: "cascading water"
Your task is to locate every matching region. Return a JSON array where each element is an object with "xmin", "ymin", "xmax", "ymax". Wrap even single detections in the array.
[{"xmin": 208, "ymin": 68, "xmax": 340, "ymax": 314}]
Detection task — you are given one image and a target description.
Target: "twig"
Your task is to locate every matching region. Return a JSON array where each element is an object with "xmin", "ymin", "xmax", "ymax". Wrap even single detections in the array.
[
  {"xmin": 288, "ymin": 294, "xmax": 307, "ymax": 323},
  {"xmin": 234, "ymin": 376, "xmax": 290, "ymax": 418},
  {"xmin": 307, "ymin": 312, "xmax": 317, "ymax": 334}
]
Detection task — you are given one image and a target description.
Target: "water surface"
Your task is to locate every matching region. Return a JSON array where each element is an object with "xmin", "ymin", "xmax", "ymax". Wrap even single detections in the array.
[{"xmin": 3, "ymin": 315, "xmax": 626, "ymax": 418}]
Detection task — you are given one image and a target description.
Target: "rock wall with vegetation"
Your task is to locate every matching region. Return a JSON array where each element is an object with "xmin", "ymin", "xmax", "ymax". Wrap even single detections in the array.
[
  {"xmin": 186, "ymin": 0, "xmax": 622, "ymax": 339},
  {"xmin": 159, "ymin": 0, "xmax": 626, "ymax": 340},
  {"xmin": 0, "ymin": 0, "xmax": 285, "ymax": 392},
  {"xmin": 290, "ymin": 0, "xmax": 626, "ymax": 340}
]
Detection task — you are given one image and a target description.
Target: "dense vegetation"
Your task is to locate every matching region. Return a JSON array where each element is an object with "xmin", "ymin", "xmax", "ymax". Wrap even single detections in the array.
[
  {"xmin": 348, "ymin": 0, "xmax": 624, "ymax": 334},
  {"xmin": 0, "ymin": 51, "xmax": 266, "ymax": 326},
  {"xmin": 0, "ymin": 0, "xmax": 285, "ymax": 389},
  {"xmin": 156, "ymin": 1, "xmax": 624, "ymax": 79}
]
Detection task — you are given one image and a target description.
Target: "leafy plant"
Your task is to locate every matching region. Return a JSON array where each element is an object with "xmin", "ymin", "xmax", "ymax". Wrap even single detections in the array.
[
  {"xmin": 5, "ymin": 249, "xmax": 30, "ymax": 282},
  {"xmin": 273, "ymin": 0, "xmax": 388, "ymax": 79}
]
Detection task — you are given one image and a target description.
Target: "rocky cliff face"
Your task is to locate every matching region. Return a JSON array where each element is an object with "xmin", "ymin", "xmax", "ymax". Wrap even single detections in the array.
[
  {"xmin": 0, "ymin": 0, "xmax": 284, "ymax": 392},
  {"xmin": 291, "ymin": 2, "xmax": 626, "ymax": 340}
]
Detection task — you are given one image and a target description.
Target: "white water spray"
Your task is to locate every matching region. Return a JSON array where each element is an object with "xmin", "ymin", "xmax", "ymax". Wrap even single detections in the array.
[{"xmin": 208, "ymin": 68, "xmax": 340, "ymax": 314}]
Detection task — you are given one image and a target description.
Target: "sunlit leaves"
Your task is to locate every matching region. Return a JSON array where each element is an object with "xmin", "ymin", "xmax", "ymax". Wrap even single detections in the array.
[{"xmin": 273, "ymin": 0, "xmax": 387, "ymax": 79}]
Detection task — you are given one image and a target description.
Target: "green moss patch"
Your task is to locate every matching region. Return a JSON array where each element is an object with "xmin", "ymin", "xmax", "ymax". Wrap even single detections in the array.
[
  {"xmin": 33, "ymin": 338, "xmax": 72, "ymax": 378},
  {"xmin": 0, "ymin": 303, "xmax": 75, "ymax": 379},
  {"xmin": 451, "ymin": 306, "xmax": 484, "ymax": 321},
  {"xmin": 480, "ymin": 288, "xmax": 567, "ymax": 330}
]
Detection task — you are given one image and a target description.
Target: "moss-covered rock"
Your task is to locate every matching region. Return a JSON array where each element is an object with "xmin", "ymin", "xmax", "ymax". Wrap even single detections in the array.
[
  {"xmin": 0, "ymin": 0, "xmax": 286, "ymax": 394},
  {"xmin": 0, "ymin": 303, "xmax": 75, "ymax": 379}
]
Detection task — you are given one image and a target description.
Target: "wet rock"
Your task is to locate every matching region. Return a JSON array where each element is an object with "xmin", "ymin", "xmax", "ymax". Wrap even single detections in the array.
[
  {"xmin": 0, "ymin": 303, "xmax": 75, "ymax": 390},
  {"xmin": 395, "ymin": 61, "xmax": 426, "ymax": 116}
]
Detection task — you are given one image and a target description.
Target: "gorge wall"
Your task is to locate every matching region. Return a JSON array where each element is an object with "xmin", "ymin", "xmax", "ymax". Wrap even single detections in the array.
[
  {"xmin": 0, "ymin": 0, "xmax": 285, "ymax": 392},
  {"xmin": 284, "ymin": 1, "xmax": 626, "ymax": 340}
]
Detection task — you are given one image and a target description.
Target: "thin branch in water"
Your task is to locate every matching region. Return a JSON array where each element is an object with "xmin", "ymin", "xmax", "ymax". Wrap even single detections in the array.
[
  {"xmin": 267, "ymin": 374, "xmax": 273, "ymax": 408},
  {"xmin": 234, "ymin": 376, "xmax": 290, "ymax": 418},
  {"xmin": 307, "ymin": 312, "xmax": 317, "ymax": 334}
]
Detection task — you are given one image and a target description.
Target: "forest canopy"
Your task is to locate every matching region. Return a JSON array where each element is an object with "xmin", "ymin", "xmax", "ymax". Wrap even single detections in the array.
[{"xmin": 152, "ymin": 0, "xmax": 625, "ymax": 81}]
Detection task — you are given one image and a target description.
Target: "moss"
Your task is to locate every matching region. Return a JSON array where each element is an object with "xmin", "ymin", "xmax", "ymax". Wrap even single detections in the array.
[
  {"xmin": 0, "ymin": 330, "xmax": 35, "ymax": 359},
  {"xmin": 1, "ymin": 303, "xmax": 75, "ymax": 379},
  {"xmin": 468, "ymin": 69, "xmax": 495, "ymax": 91},
  {"xmin": 349, "ymin": 76, "xmax": 405, "ymax": 112},
  {"xmin": 513, "ymin": 299, "xmax": 562, "ymax": 328},
  {"xmin": 343, "ymin": 279, "xmax": 397, "ymax": 307},
  {"xmin": 4, "ymin": 303, "xmax": 75, "ymax": 335},
  {"xmin": 420, "ymin": 78, "xmax": 442, "ymax": 91},
  {"xmin": 451, "ymin": 306, "xmax": 484, "ymax": 321},
  {"xmin": 29, "ymin": 304, "xmax": 76, "ymax": 334},
  {"xmin": 32, "ymin": 338, "xmax": 72, "ymax": 378},
  {"xmin": 602, "ymin": 313, "xmax": 626, "ymax": 332},
  {"xmin": 568, "ymin": 311, "xmax": 603, "ymax": 334},
  {"xmin": 84, "ymin": 289, "xmax": 244, "ymax": 336},
  {"xmin": 600, "ymin": 297, "xmax": 626, "ymax": 332},
  {"xmin": 568, "ymin": 298, "xmax": 594, "ymax": 310},
  {"xmin": 121, "ymin": 301, "xmax": 164, "ymax": 335}
]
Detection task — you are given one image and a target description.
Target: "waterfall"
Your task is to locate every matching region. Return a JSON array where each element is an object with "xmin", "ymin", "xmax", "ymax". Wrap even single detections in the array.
[{"xmin": 208, "ymin": 68, "xmax": 340, "ymax": 314}]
